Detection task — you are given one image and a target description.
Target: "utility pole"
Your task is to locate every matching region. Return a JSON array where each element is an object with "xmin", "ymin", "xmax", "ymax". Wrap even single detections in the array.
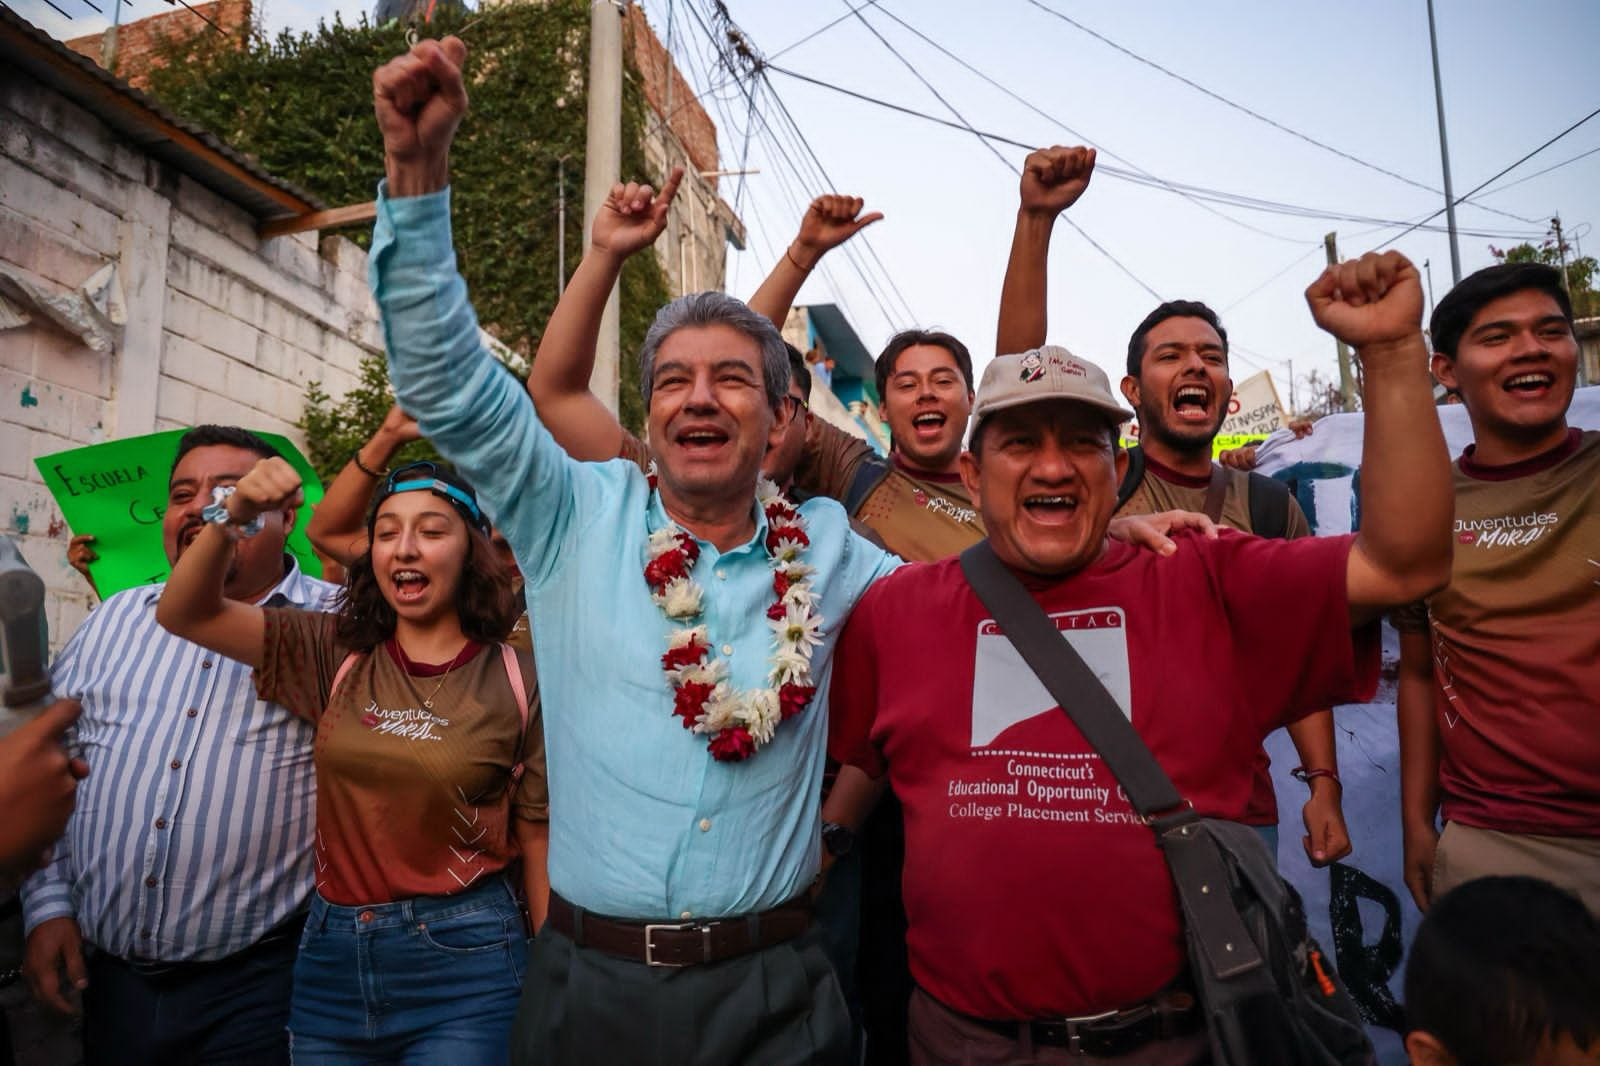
[
  {"xmin": 101, "ymin": 0, "xmax": 125, "ymax": 75},
  {"xmin": 1552, "ymin": 215, "xmax": 1572, "ymax": 299},
  {"xmin": 1423, "ymin": 258, "xmax": 1436, "ymax": 317},
  {"xmin": 1325, "ymin": 232, "xmax": 1357, "ymax": 412},
  {"xmin": 1426, "ymin": 0, "xmax": 1462, "ymax": 284},
  {"xmin": 584, "ymin": 0, "xmax": 624, "ymax": 414},
  {"xmin": 1288, "ymin": 359, "xmax": 1296, "ymax": 416}
]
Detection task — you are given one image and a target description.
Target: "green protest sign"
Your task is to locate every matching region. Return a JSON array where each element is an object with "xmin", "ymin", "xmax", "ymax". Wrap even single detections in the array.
[{"xmin": 35, "ymin": 430, "xmax": 326, "ymax": 597}]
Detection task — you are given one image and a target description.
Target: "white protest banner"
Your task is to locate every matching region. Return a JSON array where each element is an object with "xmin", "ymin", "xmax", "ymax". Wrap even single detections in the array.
[
  {"xmin": 1253, "ymin": 386, "xmax": 1600, "ymax": 1064},
  {"xmin": 1218, "ymin": 370, "xmax": 1287, "ymax": 438}
]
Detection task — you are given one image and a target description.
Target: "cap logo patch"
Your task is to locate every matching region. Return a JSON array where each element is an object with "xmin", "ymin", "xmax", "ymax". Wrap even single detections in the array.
[{"xmin": 1019, "ymin": 351, "xmax": 1045, "ymax": 383}]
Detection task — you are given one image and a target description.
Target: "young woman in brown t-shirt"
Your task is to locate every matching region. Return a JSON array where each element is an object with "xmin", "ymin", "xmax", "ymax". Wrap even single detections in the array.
[{"xmin": 159, "ymin": 457, "xmax": 545, "ymax": 1065}]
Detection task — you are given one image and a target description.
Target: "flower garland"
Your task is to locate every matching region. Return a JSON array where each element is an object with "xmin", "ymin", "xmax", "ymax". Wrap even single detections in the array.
[{"xmin": 644, "ymin": 475, "xmax": 822, "ymax": 762}]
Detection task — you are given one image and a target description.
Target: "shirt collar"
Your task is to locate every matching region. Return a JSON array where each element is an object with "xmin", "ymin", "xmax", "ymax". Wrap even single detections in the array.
[
  {"xmin": 645, "ymin": 481, "xmax": 771, "ymax": 558},
  {"xmin": 142, "ymin": 554, "xmax": 326, "ymax": 608}
]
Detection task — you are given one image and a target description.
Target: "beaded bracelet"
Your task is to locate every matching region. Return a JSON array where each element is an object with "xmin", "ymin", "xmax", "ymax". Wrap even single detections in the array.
[
  {"xmin": 353, "ymin": 449, "xmax": 385, "ymax": 478},
  {"xmin": 1291, "ymin": 766, "xmax": 1342, "ymax": 789}
]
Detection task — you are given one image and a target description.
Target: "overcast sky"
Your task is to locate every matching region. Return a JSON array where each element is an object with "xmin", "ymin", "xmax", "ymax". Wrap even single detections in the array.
[{"xmin": 19, "ymin": 0, "xmax": 1600, "ymax": 408}]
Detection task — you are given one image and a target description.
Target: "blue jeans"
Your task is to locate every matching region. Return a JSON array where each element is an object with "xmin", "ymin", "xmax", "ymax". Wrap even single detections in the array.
[{"xmin": 288, "ymin": 876, "xmax": 528, "ymax": 1065}]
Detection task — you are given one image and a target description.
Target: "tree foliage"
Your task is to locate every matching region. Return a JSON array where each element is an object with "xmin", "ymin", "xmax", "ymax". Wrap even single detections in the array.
[
  {"xmin": 145, "ymin": 1, "xmax": 670, "ymax": 478},
  {"xmin": 1490, "ymin": 234, "xmax": 1598, "ymax": 319}
]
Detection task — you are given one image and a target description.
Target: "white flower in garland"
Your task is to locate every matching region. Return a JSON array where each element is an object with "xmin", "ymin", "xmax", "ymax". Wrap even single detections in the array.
[
  {"xmin": 657, "ymin": 577, "xmax": 703, "ymax": 620},
  {"xmin": 642, "ymin": 479, "xmax": 823, "ymax": 763}
]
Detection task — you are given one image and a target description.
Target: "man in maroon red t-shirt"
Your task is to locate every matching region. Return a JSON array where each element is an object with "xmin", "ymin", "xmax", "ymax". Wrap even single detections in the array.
[{"xmin": 824, "ymin": 251, "xmax": 1453, "ymax": 1064}]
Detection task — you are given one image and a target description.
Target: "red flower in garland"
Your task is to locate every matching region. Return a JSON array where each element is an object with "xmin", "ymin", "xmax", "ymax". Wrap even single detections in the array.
[
  {"xmin": 708, "ymin": 726, "xmax": 757, "ymax": 762},
  {"xmin": 672, "ymin": 681, "xmax": 715, "ymax": 728},
  {"xmin": 778, "ymin": 683, "xmax": 816, "ymax": 720},
  {"xmin": 765, "ymin": 524, "xmax": 810, "ymax": 553},
  {"xmin": 661, "ymin": 635, "xmax": 710, "ymax": 672},
  {"xmin": 773, "ymin": 571, "xmax": 791, "ymax": 599}
]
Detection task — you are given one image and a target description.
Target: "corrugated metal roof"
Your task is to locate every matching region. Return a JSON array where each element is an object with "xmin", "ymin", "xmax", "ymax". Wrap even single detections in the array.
[{"xmin": 1, "ymin": 5, "xmax": 323, "ymax": 220}]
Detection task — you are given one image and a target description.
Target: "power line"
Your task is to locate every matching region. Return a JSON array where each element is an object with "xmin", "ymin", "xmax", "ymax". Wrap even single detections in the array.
[
  {"xmin": 846, "ymin": 2, "xmax": 1163, "ymax": 301},
  {"xmin": 1372, "ymin": 105, "xmax": 1600, "ymax": 253},
  {"xmin": 761, "ymin": 62, "xmax": 1546, "ymax": 241},
  {"xmin": 867, "ymin": 2, "xmax": 1309, "ymax": 244},
  {"xmin": 1219, "ymin": 245, "xmax": 1324, "ymax": 314},
  {"xmin": 1473, "ymin": 143, "xmax": 1600, "ymax": 198},
  {"xmin": 1020, "ymin": 0, "xmax": 1539, "ymax": 226},
  {"xmin": 766, "ymin": 0, "xmax": 881, "ymax": 62}
]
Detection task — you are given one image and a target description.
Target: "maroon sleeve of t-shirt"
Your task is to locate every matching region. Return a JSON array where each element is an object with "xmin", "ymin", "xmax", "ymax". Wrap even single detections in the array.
[
  {"xmin": 828, "ymin": 584, "xmax": 888, "ymax": 778},
  {"xmin": 1208, "ymin": 531, "xmax": 1380, "ymax": 734}
]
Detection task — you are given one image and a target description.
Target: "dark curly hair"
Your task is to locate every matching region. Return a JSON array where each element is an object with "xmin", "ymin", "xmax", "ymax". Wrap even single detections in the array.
[{"xmin": 334, "ymin": 520, "xmax": 519, "ymax": 652}]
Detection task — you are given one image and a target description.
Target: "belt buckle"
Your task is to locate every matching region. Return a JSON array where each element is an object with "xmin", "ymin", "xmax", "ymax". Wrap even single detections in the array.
[
  {"xmin": 642, "ymin": 921, "xmax": 697, "ymax": 967},
  {"xmin": 1062, "ymin": 1008, "xmax": 1119, "ymax": 1055}
]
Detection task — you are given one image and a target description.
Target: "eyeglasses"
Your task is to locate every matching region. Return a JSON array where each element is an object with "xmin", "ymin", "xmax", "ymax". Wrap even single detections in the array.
[{"xmin": 786, "ymin": 394, "xmax": 809, "ymax": 413}]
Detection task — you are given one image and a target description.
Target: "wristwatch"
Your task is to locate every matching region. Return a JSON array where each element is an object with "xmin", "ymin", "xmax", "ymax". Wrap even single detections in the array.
[
  {"xmin": 201, "ymin": 485, "xmax": 264, "ymax": 538},
  {"xmin": 821, "ymin": 821, "xmax": 856, "ymax": 859}
]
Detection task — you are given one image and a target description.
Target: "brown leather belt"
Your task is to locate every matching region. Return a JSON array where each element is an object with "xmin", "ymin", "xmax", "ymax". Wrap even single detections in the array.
[{"xmin": 547, "ymin": 891, "xmax": 811, "ymax": 967}]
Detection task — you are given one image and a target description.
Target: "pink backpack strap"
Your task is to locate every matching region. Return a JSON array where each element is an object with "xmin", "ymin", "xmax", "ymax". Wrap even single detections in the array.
[
  {"xmin": 501, "ymin": 644, "xmax": 530, "ymax": 783},
  {"xmin": 330, "ymin": 651, "xmax": 362, "ymax": 703}
]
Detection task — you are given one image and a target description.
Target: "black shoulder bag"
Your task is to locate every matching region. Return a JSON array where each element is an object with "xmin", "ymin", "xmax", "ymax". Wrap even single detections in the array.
[{"xmin": 960, "ymin": 541, "xmax": 1375, "ymax": 1066}]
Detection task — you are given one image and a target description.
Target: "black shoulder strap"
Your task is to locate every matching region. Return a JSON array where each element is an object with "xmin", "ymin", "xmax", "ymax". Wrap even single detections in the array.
[
  {"xmin": 1115, "ymin": 445, "xmax": 1146, "ymax": 511},
  {"xmin": 1245, "ymin": 471, "xmax": 1292, "ymax": 540},
  {"xmin": 957, "ymin": 540, "xmax": 1186, "ymax": 819},
  {"xmin": 843, "ymin": 456, "xmax": 893, "ymax": 516}
]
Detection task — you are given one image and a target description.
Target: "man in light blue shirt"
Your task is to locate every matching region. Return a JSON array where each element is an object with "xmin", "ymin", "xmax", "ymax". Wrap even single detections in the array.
[{"xmin": 371, "ymin": 37, "xmax": 896, "ymax": 1064}]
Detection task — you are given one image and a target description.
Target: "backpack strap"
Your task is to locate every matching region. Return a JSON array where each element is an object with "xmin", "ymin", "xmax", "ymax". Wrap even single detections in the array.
[
  {"xmin": 1201, "ymin": 464, "xmax": 1229, "ymax": 525},
  {"xmin": 843, "ymin": 456, "xmax": 893, "ymax": 516},
  {"xmin": 1245, "ymin": 471, "xmax": 1292, "ymax": 540},
  {"xmin": 1115, "ymin": 445, "xmax": 1146, "ymax": 511},
  {"xmin": 330, "ymin": 651, "xmax": 362, "ymax": 702},
  {"xmin": 501, "ymin": 643, "xmax": 530, "ymax": 783}
]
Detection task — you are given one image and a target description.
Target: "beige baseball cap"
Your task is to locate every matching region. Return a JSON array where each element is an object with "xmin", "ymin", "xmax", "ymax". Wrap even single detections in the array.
[{"xmin": 972, "ymin": 345, "xmax": 1134, "ymax": 428}]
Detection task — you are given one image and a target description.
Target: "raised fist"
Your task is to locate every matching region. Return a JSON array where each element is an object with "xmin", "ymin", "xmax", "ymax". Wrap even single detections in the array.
[
  {"xmin": 1305, "ymin": 251, "xmax": 1424, "ymax": 351},
  {"xmin": 373, "ymin": 37, "xmax": 469, "ymax": 195},
  {"xmin": 1020, "ymin": 145, "xmax": 1097, "ymax": 217},
  {"xmin": 378, "ymin": 403, "xmax": 422, "ymax": 447},
  {"xmin": 227, "ymin": 457, "xmax": 304, "ymax": 526},
  {"xmin": 791, "ymin": 195, "xmax": 883, "ymax": 268},
  {"xmin": 591, "ymin": 168, "xmax": 685, "ymax": 259},
  {"xmin": 0, "ymin": 698, "xmax": 87, "ymax": 879}
]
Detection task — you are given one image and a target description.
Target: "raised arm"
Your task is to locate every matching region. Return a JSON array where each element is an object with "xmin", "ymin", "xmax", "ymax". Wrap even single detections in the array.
[
  {"xmin": 996, "ymin": 146, "xmax": 1096, "ymax": 356},
  {"xmin": 155, "ymin": 458, "xmax": 304, "ymax": 669},
  {"xmin": 306, "ymin": 404, "xmax": 421, "ymax": 568},
  {"xmin": 1397, "ymin": 627, "xmax": 1441, "ymax": 910},
  {"xmin": 523, "ymin": 171, "xmax": 683, "ymax": 461},
  {"xmin": 1305, "ymin": 252, "xmax": 1453, "ymax": 625},
  {"xmin": 747, "ymin": 195, "xmax": 882, "ymax": 326}
]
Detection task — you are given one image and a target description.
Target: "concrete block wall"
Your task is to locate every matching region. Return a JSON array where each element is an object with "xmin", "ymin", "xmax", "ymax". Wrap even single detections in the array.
[{"xmin": 0, "ymin": 69, "xmax": 379, "ymax": 652}]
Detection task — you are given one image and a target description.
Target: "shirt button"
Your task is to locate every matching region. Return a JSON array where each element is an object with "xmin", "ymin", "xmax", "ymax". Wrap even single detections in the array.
[
  {"xmin": 720, "ymin": 645, "xmax": 733, "ymax": 656},
  {"xmin": 154, "ymin": 818, "xmax": 167, "ymax": 829},
  {"xmin": 170, "ymin": 759, "xmax": 182, "ymax": 770},
  {"xmin": 145, "ymin": 876, "xmax": 157, "ymax": 887},
  {"xmin": 200, "ymin": 660, "xmax": 212, "ymax": 669},
  {"xmin": 679, "ymin": 911, "xmax": 693, "ymax": 920},
  {"xmin": 699, "ymin": 818, "xmax": 712, "ymax": 832},
  {"xmin": 140, "ymin": 930, "xmax": 151, "ymax": 939},
  {"xmin": 715, "ymin": 569, "xmax": 726, "ymax": 580},
  {"xmin": 186, "ymin": 708, "xmax": 198, "ymax": 718},
  {"xmin": 359, "ymin": 910, "xmax": 375, "ymax": 923}
]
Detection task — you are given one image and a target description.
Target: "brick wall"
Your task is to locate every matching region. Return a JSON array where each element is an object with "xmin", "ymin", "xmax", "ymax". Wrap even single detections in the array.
[
  {"xmin": 626, "ymin": 4, "xmax": 719, "ymax": 185},
  {"xmin": 0, "ymin": 67, "xmax": 376, "ymax": 651},
  {"xmin": 64, "ymin": 0, "xmax": 251, "ymax": 92}
]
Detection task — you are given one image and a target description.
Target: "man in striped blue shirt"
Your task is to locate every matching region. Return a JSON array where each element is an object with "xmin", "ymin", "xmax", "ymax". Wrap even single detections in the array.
[{"xmin": 20, "ymin": 426, "xmax": 339, "ymax": 1066}]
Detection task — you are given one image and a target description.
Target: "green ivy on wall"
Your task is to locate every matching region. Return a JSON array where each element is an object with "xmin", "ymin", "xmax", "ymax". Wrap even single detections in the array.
[{"xmin": 146, "ymin": 1, "xmax": 670, "ymax": 480}]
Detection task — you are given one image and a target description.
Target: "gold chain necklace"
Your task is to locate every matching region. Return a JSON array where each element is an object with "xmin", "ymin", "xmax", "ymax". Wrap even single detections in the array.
[{"xmin": 395, "ymin": 641, "xmax": 464, "ymax": 710}]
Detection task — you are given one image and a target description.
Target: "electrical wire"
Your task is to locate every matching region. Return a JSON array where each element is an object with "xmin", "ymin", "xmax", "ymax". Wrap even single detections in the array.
[
  {"xmin": 766, "ymin": 0, "xmax": 881, "ymax": 62},
  {"xmin": 1472, "ymin": 143, "xmax": 1600, "ymax": 199},
  {"xmin": 760, "ymin": 62, "xmax": 1546, "ymax": 241},
  {"xmin": 846, "ymin": 2, "xmax": 1164, "ymax": 301},
  {"xmin": 867, "ymin": 2, "xmax": 1310, "ymax": 245},
  {"xmin": 1020, "ymin": 0, "xmax": 1540, "ymax": 226},
  {"xmin": 1372, "ymin": 105, "xmax": 1600, "ymax": 253},
  {"xmin": 1219, "ymin": 245, "xmax": 1324, "ymax": 314}
]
